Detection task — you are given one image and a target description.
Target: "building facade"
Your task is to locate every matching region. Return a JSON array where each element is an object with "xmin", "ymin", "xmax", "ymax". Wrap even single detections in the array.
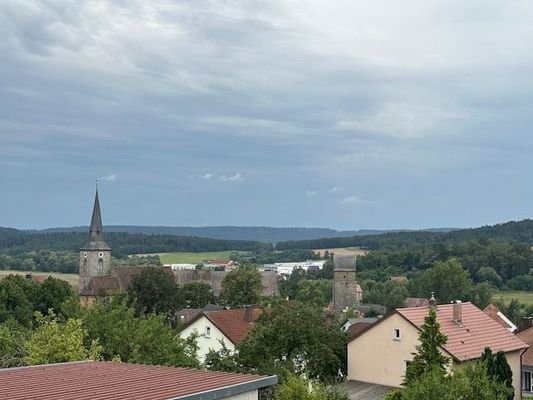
[{"xmin": 333, "ymin": 255, "xmax": 362, "ymax": 310}]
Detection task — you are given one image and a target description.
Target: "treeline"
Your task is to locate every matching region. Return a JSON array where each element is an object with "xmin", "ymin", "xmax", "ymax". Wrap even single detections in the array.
[
  {"xmin": 276, "ymin": 219, "xmax": 533, "ymax": 251},
  {"xmin": 357, "ymin": 239, "xmax": 533, "ymax": 288},
  {"xmin": 0, "ymin": 229, "xmax": 271, "ymax": 257}
]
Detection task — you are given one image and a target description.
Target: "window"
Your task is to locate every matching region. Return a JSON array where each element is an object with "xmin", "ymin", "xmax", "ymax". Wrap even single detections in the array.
[
  {"xmin": 393, "ymin": 328, "xmax": 401, "ymax": 341},
  {"xmin": 404, "ymin": 360, "xmax": 412, "ymax": 372},
  {"xmin": 204, "ymin": 326, "xmax": 211, "ymax": 338}
]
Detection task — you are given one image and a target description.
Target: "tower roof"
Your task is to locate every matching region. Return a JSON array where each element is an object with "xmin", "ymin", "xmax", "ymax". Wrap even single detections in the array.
[{"xmin": 81, "ymin": 188, "xmax": 111, "ymax": 251}]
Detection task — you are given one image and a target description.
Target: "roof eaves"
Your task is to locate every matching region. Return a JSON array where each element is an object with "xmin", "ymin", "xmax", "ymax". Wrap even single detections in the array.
[{"xmin": 168, "ymin": 375, "xmax": 278, "ymax": 400}]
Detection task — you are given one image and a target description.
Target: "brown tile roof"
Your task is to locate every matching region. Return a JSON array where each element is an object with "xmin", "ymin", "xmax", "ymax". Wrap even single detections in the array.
[
  {"xmin": 517, "ymin": 327, "xmax": 533, "ymax": 366},
  {"xmin": 347, "ymin": 322, "xmax": 374, "ymax": 338},
  {"xmin": 79, "ymin": 276, "xmax": 120, "ymax": 296},
  {"xmin": 202, "ymin": 308, "xmax": 263, "ymax": 345},
  {"xmin": 112, "ymin": 266, "xmax": 172, "ymax": 290},
  {"xmin": 404, "ymin": 297, "xmax": 430, "ymax": 308},
  {"xmin": 397, "ymin": 302, "xmax": 528, "ymax": 362},
  {"xmin": 0, "ymin": 361, "xmax": 277, "ymax": 400}
]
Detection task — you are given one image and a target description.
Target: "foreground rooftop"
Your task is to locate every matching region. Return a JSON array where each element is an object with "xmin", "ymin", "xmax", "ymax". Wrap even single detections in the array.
[{"xmin": 0, "ymin": 361, "xmax": 277, "ymax": 400}]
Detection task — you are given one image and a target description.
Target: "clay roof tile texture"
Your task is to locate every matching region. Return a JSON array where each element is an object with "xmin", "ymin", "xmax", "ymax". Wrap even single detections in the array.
[
  {"xmin": 204, "ymin": 308, "xmax": 263, "ymax": 345},
  {"xmin": 397, "ymin": 302, "xmax": 528, "ymax": 362},
  {"xmin": 0, "ymin": 361, "xmax": 276, "ymax": 400}
]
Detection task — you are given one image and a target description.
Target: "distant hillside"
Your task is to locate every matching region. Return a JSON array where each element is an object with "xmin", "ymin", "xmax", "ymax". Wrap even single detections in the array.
[
  {"xmin": 0, "ymin": 228, "xmax": 269, "ymax": 257},
  {"xmin": 39, "ymin": 225, "xmax": 456, "ymax": 243},
  {"xmin": 276, "ymin": 219, "xmax": 533, "ymax": 250}
]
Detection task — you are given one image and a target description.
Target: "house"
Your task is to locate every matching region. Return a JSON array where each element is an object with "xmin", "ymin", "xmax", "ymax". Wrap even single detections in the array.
[
  {"xmin": 0, "ymin": 361, "xmax": 277, "ymax": 400},
  {"xmin": 517, "ymin": 326, "xmax": 533, "ymax": 395},
  {"xmin": 347, "ymin": 301, "xmax": 528, "ymax": 399},
  {"xmin": 341, "ymin": 317, "xmax": 378, "ymax": 338},
  {"xmin": 180, "ymin": 307, "xmax": 262, "ymax": 362},
  {"xmin": 483, "ymin": 303, "xmax": 518, "ymax": 332},
  {"xmin": 176, "ymin": 304, "xmax": 224, "ymax": 324}
]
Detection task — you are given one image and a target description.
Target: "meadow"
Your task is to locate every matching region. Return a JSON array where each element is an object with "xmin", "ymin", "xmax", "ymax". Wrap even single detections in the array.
[
  {"xmin": 0, "ymin": 270, "xmax": 79, "ymax": 286},
  {"xmin": 493, "ymin": 290, "xmax": 533, "ymax": 307},
  {"xmin": 155, "ymin": 251, "xmax": 244, "ymax": 264}
]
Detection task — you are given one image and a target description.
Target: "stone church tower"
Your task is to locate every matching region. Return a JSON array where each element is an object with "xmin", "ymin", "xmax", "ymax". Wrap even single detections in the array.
[
  {"xmin": 79, "ymin": 188, "xmax": 112, "ymax": 294},
  {"xmin": 333, "ymin": 254, "xmax": 363, "ymax": 310}
]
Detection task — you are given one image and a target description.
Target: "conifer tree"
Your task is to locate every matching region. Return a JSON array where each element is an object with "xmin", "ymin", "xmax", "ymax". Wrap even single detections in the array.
[{"xmin": 404, "ymin": 307, "xmax": 449, "ymax": 385}]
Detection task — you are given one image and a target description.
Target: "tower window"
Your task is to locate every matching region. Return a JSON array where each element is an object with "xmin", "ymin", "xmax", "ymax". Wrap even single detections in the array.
[
  {"xmin": 83, "ymin": 252, "xmax": 88, "ymax": 258},
  {"xmin": 98, "ymin": 252, "xmax": 103, "ymax": 258}
]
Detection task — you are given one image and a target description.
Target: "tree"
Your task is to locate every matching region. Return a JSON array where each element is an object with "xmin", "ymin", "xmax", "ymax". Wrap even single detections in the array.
[
  {"xmin": 83, "ymin": 296, "xmax": 199, "ymax": 368},
  {"xmin": 0, "ymin": 275, "xmax": 38, "ymax": 327},
  {"xmin": 481, "ymin": 348, "xmax": 513, "ymax": 400},
  {"xmin": 412, "ymin": 259, "xmax": 472, "ymax": 303},
  {"xmin": 220, "ymin": 266, "xmax": 263, "ymax": 307},
  {"xmin": 237, "ymin": 301, "xmax": 346, "ymax": 383},
  {"xmin": 25, "ymin": 311, "xmax": 101, "ymax": 365},
  {"xmin": 128, "ymin": 267, "xmax": 182, "ymax": 316},
  {"xmin": 274, "ymin": 374, "xmax": 350, "ymax": 400},
  {"xmin": 0, "ymin": 320, "xmax": 29, "ymax": 367},
  {"xmin": 398, "ymin": 362, "xmax": 511, "ymax": 400},
  {"xmin": 181, "ymin": 282, "xmax": 214, "ymax": 308},
  {"xmin": 404, "ymin": 307, "xmax": 449, "ymax": 385},
  {"xmin": 34, "ymin": 276, "xmax": 78, "ymax": 319},
  {"xmin": 204, "ymin": 340, "xmax": 239, "ymax": 372}
]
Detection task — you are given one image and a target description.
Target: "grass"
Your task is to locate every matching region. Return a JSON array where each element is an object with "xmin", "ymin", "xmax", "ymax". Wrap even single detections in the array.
[
  {"xmin": 493, "ymin": 290, "xmax": 533, "ymax": 307},
  {"xmin": 0, "ymin": 270, "xmax": 79, "ymax": 286},
  {"xmin": 152, "ymin": 251, "xmax": 246, "ymax": 264}
]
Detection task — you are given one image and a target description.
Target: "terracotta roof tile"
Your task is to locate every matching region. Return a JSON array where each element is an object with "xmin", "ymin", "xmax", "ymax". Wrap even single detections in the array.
[
  {"xmin": 483, "ymin": 303, "xmax": 516, "ymax": 331},
  {"xmin": 347, "ymin": 322, "xmax": 374, "ymax": 338},
  {"xmin": 397, "ymin": 302, "xmax": 528, "ymax": 361},
  {"xmin": 517, "ymin": 327, "xmax": 533, "ymax": 366},
  {"xmin": 204, "ymin": 308, "xmax": 263, "ymax": 345},
  {"xmin": 0, "ymin": 361, "xmax": 276, "ymax": 400}
]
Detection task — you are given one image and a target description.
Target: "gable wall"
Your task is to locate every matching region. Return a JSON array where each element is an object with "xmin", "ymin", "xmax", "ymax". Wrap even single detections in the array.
[
  {"xmin": 180, "ymin": 316, "xmax": 235, "ymax": 363},
  {"xmin": 347, "ymin": 313, "xmax": 422, "ymax": 387}
]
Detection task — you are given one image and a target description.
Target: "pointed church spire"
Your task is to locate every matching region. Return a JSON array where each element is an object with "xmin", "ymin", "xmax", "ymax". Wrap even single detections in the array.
[{"xmin": 82, "ymin": 186, "xmax": 111, "ymax": 250}]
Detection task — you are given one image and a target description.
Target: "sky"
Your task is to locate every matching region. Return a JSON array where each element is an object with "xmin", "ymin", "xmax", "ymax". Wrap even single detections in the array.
[{"xmin": 1, "ymin": 1, "xmax": 533, "ymax": 231}]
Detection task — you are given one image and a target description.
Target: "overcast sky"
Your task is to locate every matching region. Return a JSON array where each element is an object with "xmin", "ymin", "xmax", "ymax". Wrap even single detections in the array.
[{"xmin": 1, "ymin": 1, "xmax": 533, "ymax": 230}]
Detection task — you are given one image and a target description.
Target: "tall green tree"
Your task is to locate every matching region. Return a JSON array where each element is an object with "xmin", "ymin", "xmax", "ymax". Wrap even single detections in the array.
[
  {"xmin": 404, "ymin": 307, "xmax": 449, "ymax": 385},
  {"xmin": 25, "ymin": 311, "xmax": 101, "ymax": 365},
  {"xmin": 237, "ymin": 301, "xmax": 346, "ymax": 383},
  {"xmin": 412, "ymin": 259, "xmax": 472, "ymax": 303},
  {"xmin": 0, "ymin": 320, "xmax": 29, "ymax": 367},
  {"xmin": 220, "ymin": 266, "xmax": 263, "ymax": 307},
  {"xmin": 128, "ymin": 267, "xmax": 182, "ymax": 316},
  {"xmin": 181, "ymin": 282, "xmax": 214, "ymax": 308},
  {"xmin": 481, "ymin": 348, "xmax": 513, "ymax": 400},
  {"xmin": 0, "ymin": 275, "xmax": 38, "ymax": 327}
]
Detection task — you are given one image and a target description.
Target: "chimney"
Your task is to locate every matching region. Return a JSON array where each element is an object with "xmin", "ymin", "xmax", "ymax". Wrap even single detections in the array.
[
  {"xmin": 429, "ymin": 292, "xmax": 437, "ymax": 309},
  {"xmin": 453, "ymin": 300, "xmax": 462, "ymax": 323},
  {"xmin": 244, "ymin": 306, "xmax": 253, "ymax": 322}
]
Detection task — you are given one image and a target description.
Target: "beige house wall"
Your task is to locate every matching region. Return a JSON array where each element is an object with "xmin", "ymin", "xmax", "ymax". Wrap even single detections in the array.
[
  {"xmin": 347, "ymin": 313, "xmax": 421, "ymax": 387},
  {"xmin": 348, "ymin": 313, "xmax": 524, "ymax": 399},
  {"xmin": 180, "ymin": 316, "xmax": 235, "ymax": 363}
]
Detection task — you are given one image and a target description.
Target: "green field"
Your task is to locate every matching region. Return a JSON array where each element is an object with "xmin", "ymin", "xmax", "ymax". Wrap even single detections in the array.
[
  {"xmin": 153, "ymin": 251, "xmax": 245, "ymax": 264},
  {"xmin": 0, "ymin": 270, "xmax": 79, "ymax": 286},
  {"xmin": 493, "ymin": 290, "xmax": 533, "ymax": 306}
]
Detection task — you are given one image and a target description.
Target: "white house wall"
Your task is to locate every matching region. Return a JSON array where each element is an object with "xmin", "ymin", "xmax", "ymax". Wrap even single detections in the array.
[{"xmin": 180, "ymin": 316, "xmax": 235, "ymax": 363}]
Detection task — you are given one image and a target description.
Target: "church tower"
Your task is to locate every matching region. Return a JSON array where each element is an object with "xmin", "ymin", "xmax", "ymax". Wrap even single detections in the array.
[
  {"xmin": 79, "ymin": 187, "xmax": 112, "ymax": 294},
  {"xmin": 333, "ymin": 254, "xmax": 362, "ymax": 310}
]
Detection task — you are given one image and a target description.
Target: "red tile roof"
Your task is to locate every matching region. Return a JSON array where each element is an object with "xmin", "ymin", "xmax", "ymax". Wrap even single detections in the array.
[
  {"xmin": 397, "ymin": 302, "xmax": 528, "ymax": 362},
  {"xmin": 483, "ymin": 303, "xmax": 516, "ymax": 331},
  {"xmin": 517, "ymin": 327, "xmax": 533, "ymax": 366},
  {"xmin": 202, "ymin": 308, "xmax": 263, "ymax": 345},
  {"xmin": 0, "ymin": 361, "xmax": 276, "ymax": 400}
]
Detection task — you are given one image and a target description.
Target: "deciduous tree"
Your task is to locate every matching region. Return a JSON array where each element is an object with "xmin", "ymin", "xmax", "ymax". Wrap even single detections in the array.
[{"xmin": 220, "ymin": 266, "xmax": 263, "ymax": 307}]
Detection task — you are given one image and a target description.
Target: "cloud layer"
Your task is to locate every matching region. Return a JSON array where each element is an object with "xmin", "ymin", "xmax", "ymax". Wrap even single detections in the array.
[{"xmin": 1, "ymin": 1, "xmax": 533, "ymax": 229}]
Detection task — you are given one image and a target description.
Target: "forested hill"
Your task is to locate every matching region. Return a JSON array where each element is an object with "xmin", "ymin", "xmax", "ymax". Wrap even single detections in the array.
[
  {"xmin": 0, "ymin": 229, "xmax": 269, "ymax": 257},
  {"xmin": 276, "ymin": 219, "xmax": 533, "ymax": 250}
]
